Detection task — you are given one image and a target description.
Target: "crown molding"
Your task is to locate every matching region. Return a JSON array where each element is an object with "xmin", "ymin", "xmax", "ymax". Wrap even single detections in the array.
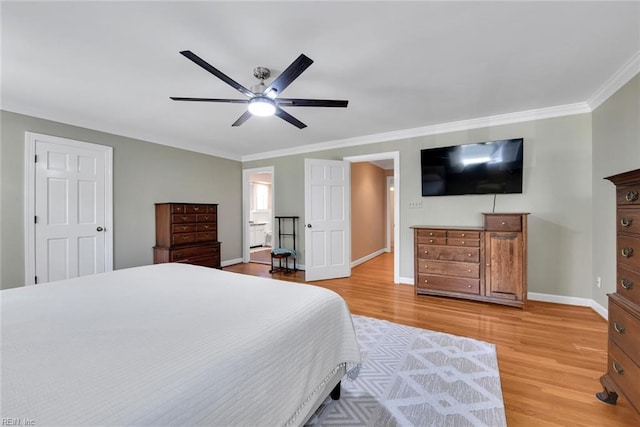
[
  {"xmin": 241, "ymin": 102, "xmax": 590, "ymax": 162},
  {"xmin": 588, "ymin": 49, "xmax": 640, "ymax": 110}
]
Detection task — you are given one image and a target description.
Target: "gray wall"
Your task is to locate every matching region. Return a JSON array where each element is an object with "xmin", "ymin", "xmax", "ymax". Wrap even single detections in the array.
[
  {"xmin": 245, "ymin": 113, "xmax": 594, "ymax": 298},
  {"xmin": 0, "ymin": 110, "xmax": 242, "ymax": 289},
  {"xmin": 592, "ymin": 74, "xmax": 640, "ymax": 308}
]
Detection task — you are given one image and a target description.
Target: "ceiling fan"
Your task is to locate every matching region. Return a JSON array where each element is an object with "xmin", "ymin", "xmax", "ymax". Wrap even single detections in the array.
[{"xmin": 170, "ymin": 51, "xmax": 348, "ymax": 129}]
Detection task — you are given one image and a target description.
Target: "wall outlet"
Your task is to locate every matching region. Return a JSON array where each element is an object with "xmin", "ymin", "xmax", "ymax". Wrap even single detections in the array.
[
  {"xmin": 408, "ymin": 201, "xmax": 422, "ymax": 209},
  {"xmin": 596, "ymin": 276, "xmax": 602, "ymax": 288}
]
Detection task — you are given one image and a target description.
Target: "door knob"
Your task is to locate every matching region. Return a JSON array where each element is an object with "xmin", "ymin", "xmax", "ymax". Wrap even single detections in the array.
[
  {"xmin": 96, "ymin": 226, "xmax": 104, "ymax": 232},
  {"xmin": 307, "ymin": 224, "xmax": 312, "ymax": 228}
]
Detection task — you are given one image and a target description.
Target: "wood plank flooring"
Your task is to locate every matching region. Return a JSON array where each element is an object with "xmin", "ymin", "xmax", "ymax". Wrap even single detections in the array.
[{"xmin": 224, "ymin": 253, "xmax": 639, "ymax": 426}]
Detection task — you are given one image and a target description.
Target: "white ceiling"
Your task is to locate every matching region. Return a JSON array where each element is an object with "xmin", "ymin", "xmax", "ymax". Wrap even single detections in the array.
[{"xmin": 2, "ymin": 1, "xmax": 639, "ymax": 161}]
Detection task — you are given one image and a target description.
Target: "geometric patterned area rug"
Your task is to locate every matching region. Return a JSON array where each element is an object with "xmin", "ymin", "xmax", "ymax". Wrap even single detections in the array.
[{"xmin": 306, "ymin": 315, "xmax": 507, "ymax": 427}]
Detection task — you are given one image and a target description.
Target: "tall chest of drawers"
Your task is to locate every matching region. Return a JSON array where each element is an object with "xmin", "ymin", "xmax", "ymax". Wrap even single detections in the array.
[
  {"xmin": 153, "ymin": 203, "xmax": 221, "ymax": 269},
  {"xmin": 598, "ymin": 169, "xmax": 640, "ymax": 416}
]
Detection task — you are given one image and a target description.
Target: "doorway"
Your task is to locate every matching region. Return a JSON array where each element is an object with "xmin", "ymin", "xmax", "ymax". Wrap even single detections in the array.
[
  {"xmin": 344, "ymin": 152, "xmax": 399, "ymax": 284},
  {"xmin": 242, "ymin": 167, "xmax": 274, "ymax": 264}
]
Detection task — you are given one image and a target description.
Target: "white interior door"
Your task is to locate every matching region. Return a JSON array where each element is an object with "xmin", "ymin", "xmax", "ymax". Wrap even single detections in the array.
[
  {"xmin": 27, "ymin": 133, "xmax": 113, "ymax": 284},
  {"xmin": 304, "ymin": 158, "xmax": 351, "ymax": 281}
]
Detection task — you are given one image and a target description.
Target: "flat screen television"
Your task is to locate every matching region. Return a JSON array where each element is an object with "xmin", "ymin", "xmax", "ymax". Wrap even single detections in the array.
[{"xmin": 421, "ymin": 138, "xmax": 523, "ymax": 196}]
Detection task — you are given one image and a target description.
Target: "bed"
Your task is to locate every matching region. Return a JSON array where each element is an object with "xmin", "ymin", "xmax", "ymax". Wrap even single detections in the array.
[{"xmin": 0, "ymin": 263, "xmax": 361, "ymax": 426}]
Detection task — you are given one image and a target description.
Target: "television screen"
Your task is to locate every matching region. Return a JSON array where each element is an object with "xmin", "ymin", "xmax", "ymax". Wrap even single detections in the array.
[{"xmin": 421, "ymin": 138, "xmax": 523, "ymax": 196}]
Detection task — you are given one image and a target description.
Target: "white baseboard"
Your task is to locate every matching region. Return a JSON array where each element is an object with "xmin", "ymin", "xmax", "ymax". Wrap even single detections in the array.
[
  {"xmin": 351, "ymin": 249, "xmax": 386, "ymax": 268},
  {"xmin": 399, "ymin": 276, "xmax": 414, "ymax": 285},
  {"xmin": 528, "ymin": 292, "xmax": 608, "ymax": 319},
  {"xmin": 221, "ymin": 258, "xmax": 243, "ymax": 267}
]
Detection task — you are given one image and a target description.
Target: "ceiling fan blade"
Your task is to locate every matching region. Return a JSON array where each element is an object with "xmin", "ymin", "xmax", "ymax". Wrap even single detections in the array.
[
  {"xmin": 231, "ymin": 110, "xmax": 253, "ymax": 127},
  {"xmin": 170, "ymin": 97, "xmax": 249, "ymax": 104},
  {"xmin": 264, "ymin": 54, "xmax": 313, "ymax": 97},
  {"xmin": 275, "ymin": 98, "xmax": 348, "ymax": 108},
  {"xmin": 274, "ymin": 107, "xmax": 307, "ymax": 129},
  {"xmin": 180, "ymin": 50, "xmax": 254, "ymax": 98}
]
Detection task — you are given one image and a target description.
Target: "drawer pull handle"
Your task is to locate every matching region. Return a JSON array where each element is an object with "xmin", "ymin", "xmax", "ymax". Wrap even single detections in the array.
[
  {"xmin": 182, "ymin": 236, "xmax": 189, "ymax": 240},
  {"xmin": 620, "ymin": 217, "xmax": 633, "ymax": 227},
  {"xmin": 625, "ymin": 190, "xmax": 638, "ymax": 202},
  {"xmin": 468, "ymin": 253, "xmax": 472, "ymax": 257},
  {"xmin": 612, "ymin": 361, "xmax": 624, "ymax": 375},
  {"xmin": 461, "ymin": 241, "xmax": 465, "ymax": 244},
  {"xmin": 621, "ymin": 247, "xmax": 633, "ymax": 257},
  {"xmin": 501, "ymin": 221, "xmax": 506, "ymax": 225},
  {"xmin": 621, "ymin": 278, "xmax": 633, "ymax": 290},
  {"xmin": 424, "ymin": 265, "xmax": 428, "ymax": 269},
  {"xmin": 467, "ymin": 269, "xmax": 471, "ymax": 272},
  {"xmin": 182, "ymin": 226, "xmax": 187, "ymax": 230},
  {"xmin": 467, "ymin": 285, "xmax": 472, "ymax": 288},
  {"xmin": 424, "ymin": 279, "xmax": 429, "ymax": 283},
  {"xmin": 182, "ymin": 216, "xmax": 188, "ymax": 220},
  {"xmin": 461, "ymin": 233, "xmax": 465, "ymax": 237},
  {"xmin": 429, "ymin": 239, "xmax": 434, "ymax": 243},
  {"xmin": 424, "ymin": 251, "xmax": 428, "ymax": 254},
  {"xmin": 613, "ymin": 321, "xmax": 625, "ymax": 334},
  {"xmin": 193, "ymin": 207, "xmax": 200, "ymax": 211}
]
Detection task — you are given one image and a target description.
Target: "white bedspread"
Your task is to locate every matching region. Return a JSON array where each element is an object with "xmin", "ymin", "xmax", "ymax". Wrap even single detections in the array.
[{"xmin": 1, "ymin": 263, "xmax": 361, "ymax": 426}]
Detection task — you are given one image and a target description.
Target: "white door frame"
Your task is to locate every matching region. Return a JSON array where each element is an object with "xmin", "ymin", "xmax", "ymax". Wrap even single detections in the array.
[
  {"xmin": 242, "ymin": 166, "xmax": 274, "ymax": 263},
  {"xmin": 24, "ymin": 132, "xmax": 113, "ymax": 286},
  {"xmin": 386, "ymin": 175, "xmax": 394, "ymax": 252},
  {"xmin": 344, "ymin": 151, "xmax": 400, "ymax": 284}
]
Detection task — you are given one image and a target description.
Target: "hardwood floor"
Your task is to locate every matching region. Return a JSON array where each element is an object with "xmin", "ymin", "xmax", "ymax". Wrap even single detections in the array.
[{"xmin": 224, "ymin": 253, "xmax": 639, "ymax": 426}]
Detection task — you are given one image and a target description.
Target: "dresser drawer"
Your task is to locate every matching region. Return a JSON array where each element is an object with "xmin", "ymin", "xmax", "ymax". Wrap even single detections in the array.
[
  {"xmin": 416, "ymin": 229, "xmax": 446, "ymax": 238},
  {"xmin": 171, "ymin": 245, "xmax": 219, "ymax": 262},
  {"xmin": 618, "ymin": 236, "xmax": 640, "ymax": 271},
  {"xmin": 172, "ymin": 214, "xmax": 197, "ymax": 224},
  {"xmin": 185, "ymin": 204, "xmax": 208, "ymax": 214},
  {"xmin": 417, "ymin": 260, "xmax": 479, "ymax": 278},
  {"xmin": 197, "ymin": 223, "xmax": 216, "ymax": 232},
  {"xmin": 172, "ymin": 223, "xmax": 196, "ymax": 234},
  {"xmin": 618, "ymin": 266, "xmax": 640, "ymax": 307},
  {"xmin": 608, "ymin": 341, "xmax": 640, "ymax": 412},
  {"xmin": 618, "ymin": 209, "xmax": 640, "ymax": 236},
  {"xmin": 197, "ymin": 213, "xmax": 216, "ymax": 222},
  {"xmin": 417, "ymin": 236, "xmax": 446, "ymax": 245},
  {"xmin": 448, "ymin": 230, "xmax": 480, "ymax": 239},
  {"xmin": 447, "ymin": 238, "xmax": 480, "ymax": 247},
  {"xmin": 417, "ymin": 245, "xmax": 479, "ymax": 263},
  {"xmin": 172, "ymin": 233, "xmax": 197, "ymax": 245},
  {"xmin": 417, "ymin": 274, "xmax": 479, "ymax": 294},
  {"xmin": 197, "ymin": 232, "xmax": 217, "ymax": 242},
  {"xmin": 609, "ymin": 298, "xmax": 640, "ymax": 365},
  {"xmin": 484, "ymin": 215, "xmax": 522, "ymax": 232},
  {"xmin": 170, "ymin": 204, "xmax": 187, "ymax": 214},
  {"xmin": 616, "ymin": 185, "xmax": 640, "ymax": 206}
]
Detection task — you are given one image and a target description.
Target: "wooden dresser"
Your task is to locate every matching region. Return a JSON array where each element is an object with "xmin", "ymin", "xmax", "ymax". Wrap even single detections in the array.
[
  {"xmin": 153, "ymin": 203, "xmax": 221, "ymax": 269},
  {"xmin": 597, "ymin": 169, "xmax": 640, "ymax": 416},
  {"xmin": 412, "ymin": 213, "xmax": 528, "ymax": 308}
]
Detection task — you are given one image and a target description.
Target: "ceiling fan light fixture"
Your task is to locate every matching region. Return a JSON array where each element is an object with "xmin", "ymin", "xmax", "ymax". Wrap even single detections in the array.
[{"xmin": 248, "ymin": 97, "xmax": 276, "ymax": 117}]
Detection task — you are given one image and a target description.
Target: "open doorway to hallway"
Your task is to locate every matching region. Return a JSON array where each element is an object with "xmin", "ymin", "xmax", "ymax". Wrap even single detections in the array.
[{"xmin": 346, "ymin": 152, "xmax": 399, "ymax": 284}]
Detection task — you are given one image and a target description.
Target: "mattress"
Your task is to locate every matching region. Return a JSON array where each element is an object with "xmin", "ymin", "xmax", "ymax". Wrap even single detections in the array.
[{"xmin": 0, "ymin": 263, "xmax": 361, "ymax": 426}]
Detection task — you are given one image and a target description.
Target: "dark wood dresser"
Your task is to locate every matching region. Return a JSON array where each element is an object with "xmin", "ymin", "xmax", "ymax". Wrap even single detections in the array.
[
  {"xmin": 412, "ymin": 213, "xmax": 528, "ymax": 308},
  {"xmin": 153, "ymin": 203, "xmax": 221, "ymax": 269},
  {"xmin": 597, "ymin": 169, "xmax": 640, "ymax": 416}
]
